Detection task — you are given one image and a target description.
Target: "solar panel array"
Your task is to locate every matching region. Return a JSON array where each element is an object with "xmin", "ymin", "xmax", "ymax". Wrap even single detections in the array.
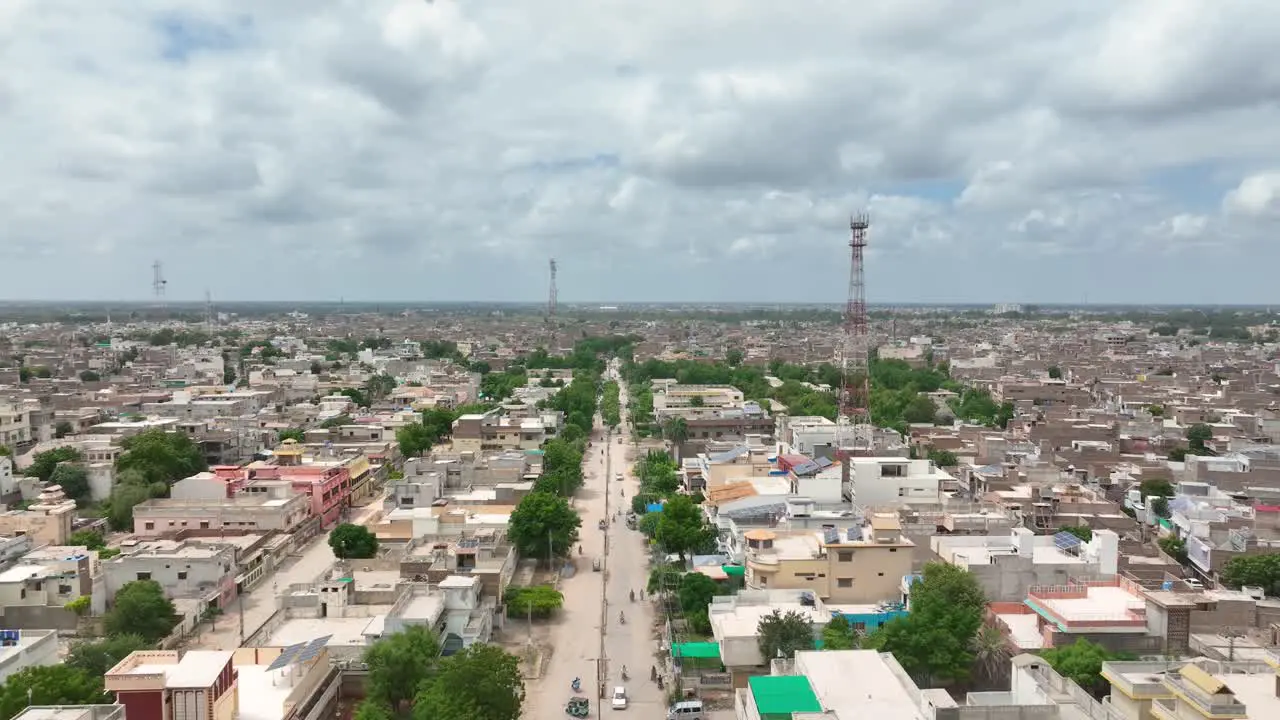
[
  {"xmin": 822, "ymin": 527, "xmax": 841, "ymax": 545},
  {"xmin": 266, "ymin": 635, "xmax": 333, "ymax": 671},
  {"xmin": 1053, "ymin": 531, "xmax": 1082, "ymax": 551},
  {"xmin": 457, "ymin": 538, "xmax": 480, "ymax": 549}
]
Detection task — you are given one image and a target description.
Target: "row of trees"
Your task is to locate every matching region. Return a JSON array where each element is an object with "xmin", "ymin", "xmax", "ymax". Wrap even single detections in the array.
[
  {"xmin": 600, "ymin": 380, "xmax": 621, "ymax": 429},
  {"xmin": 359, "ymin": 625, "xmax": 524, "ymax": 720}
]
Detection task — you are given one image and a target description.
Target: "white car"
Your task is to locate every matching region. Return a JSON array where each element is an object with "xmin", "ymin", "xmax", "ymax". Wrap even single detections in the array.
[{"xmin": 612, "ymin": 687, "xmax": 629, "ymax": 710}]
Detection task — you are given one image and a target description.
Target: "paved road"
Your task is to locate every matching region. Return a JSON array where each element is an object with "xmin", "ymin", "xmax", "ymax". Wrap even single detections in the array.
[
  {"xmin": 525, "ymin": 376, "xmax": 663, "ymax": 718},
  {"xmin": 188, "ymin": 497, "xmax": 385, "ymax": 650}
]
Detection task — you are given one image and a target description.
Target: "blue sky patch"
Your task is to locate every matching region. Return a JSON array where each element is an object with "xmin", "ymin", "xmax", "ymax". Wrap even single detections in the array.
[{"xmin": 156, "ymin": 14, "xmax": 252, "ymax": 62}]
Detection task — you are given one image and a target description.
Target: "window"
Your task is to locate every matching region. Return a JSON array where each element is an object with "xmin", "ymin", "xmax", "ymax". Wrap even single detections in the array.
[
  {"xmin": 144, "ymin": 522, "xmax": 155, "ymax": 530},
  {"xmin": 59, "ymin": 584, "xmax": 72, "ymax": 594},
  {"xmin": 881, "ymin": 464, "xmax": 906, "ymax": 478},
  {"xmin": 178, "ymin": 572, "xmax": 188, "ymax": 580},
  {"xmin": 136, "ymin": 572, "xmax": 152, "ymax": 581},
  {"xmin": 877, "ymin": 572, "xmax": 885, "ymax": 577},
  {"xmin": 837, "ymin": 578, "xmax": 853, "ymax": 588},
  {"xmin": 200, "ymin": 521, "xmax": 210, "ymax": 529},
  {"xmin": 838, "ymin": 551, "xmax": 853, "ymax": 562}
]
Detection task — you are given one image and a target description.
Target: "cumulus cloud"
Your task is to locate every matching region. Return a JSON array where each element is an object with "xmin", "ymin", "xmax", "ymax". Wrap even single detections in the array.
[{"xmin": 3, "ymin": 0, "xmax": 1280, "ymax": 302}]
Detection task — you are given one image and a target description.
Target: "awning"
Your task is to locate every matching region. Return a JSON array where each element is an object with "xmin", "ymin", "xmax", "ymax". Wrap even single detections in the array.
[
  {"xmin": 721, "ymin": 565, "xmax": 746, "ymax": 577},
  {"xmin": 671, "ymin": 642, "xmax": 720, "ymax": 659}
]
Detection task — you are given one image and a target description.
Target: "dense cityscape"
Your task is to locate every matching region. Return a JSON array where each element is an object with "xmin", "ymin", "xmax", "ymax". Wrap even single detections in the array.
[{"xmin": 6, "ymin": 2, "xmax": 1280, "ymax": 720}]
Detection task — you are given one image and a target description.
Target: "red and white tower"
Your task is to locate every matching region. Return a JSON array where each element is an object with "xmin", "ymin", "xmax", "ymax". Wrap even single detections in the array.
[{"xmin": 837, "ymin": 214, "xmax": 872, "ymax": 456}]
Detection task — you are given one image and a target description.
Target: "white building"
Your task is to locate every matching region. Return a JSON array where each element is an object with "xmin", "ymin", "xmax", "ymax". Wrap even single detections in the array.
[
  {"xmin": 0, "ymin": 629, "xmax": 59, "ymax": 683},
  {"xmin": 933, "ymin": 528, "xmax": 1120, "ymax": 602},
  {"xmin": 846, "ymin": 457, "xmax": 952, "ymax": 506}
]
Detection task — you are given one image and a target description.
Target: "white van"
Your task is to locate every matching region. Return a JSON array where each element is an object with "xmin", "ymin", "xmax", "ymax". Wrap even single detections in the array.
[{"xmin": 667, "ymin": 700, "xmax": 704, "ymax": 720}]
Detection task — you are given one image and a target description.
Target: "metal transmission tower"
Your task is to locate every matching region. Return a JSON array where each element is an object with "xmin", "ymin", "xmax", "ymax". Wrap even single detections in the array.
[
  {"xmin": 837, "ymin": 215, "xmax": 872, "ymax": 457},
  {"xmin": 152, "ymin": 261, "xmax": 167, "ymax": 308},
  {"xmin": 547, "ymin": 258, "xmax": 558, "ymax": 317},
  {"xmin": 204, "ymin": 289, "xmax": 214, "ymax": 333}
]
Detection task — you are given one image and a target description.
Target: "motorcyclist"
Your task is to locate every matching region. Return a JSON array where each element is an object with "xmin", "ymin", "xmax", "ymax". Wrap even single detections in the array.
[
  {"xmin": 621, "ymin": 665, "xmax": 629, "ymax": 680},
  {"xmin": 619, "ymin": 611, "xmax": 626, "ymax": 624}
]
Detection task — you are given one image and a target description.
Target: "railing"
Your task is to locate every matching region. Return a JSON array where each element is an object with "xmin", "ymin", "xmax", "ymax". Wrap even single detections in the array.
[{"xmin": 1162, "ymin": 676, "xmax": 1249, "ymax": 716}]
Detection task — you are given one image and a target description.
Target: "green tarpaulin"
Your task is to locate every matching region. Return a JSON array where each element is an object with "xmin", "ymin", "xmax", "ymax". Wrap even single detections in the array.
[
  {"xmin": 721, "ymin": 565, "xmax": 745, "ymax": 577},
  {"xmin": 749, "ymin": 676, "xmax": 822, "ymax": 717},
  {"xmin": 671, "ymin": 642, "xmax": 720, "ymax": 659}
]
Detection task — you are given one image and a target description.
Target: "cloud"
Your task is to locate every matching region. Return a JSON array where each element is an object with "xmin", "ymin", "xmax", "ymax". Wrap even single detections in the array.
[{"xmin": 3, "ymin": 0, "xmax": 1280, "ymax": 303}]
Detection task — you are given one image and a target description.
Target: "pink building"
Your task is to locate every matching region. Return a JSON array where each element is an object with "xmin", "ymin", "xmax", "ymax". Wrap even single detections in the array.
[{"xmin": 207, "ymin": 442, "xmax": 353, "ymax": 527}]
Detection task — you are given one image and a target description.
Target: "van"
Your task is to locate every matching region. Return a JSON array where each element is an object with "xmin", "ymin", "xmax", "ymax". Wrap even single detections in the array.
[{"xmin": 667, "ymin": 700, "xmax": 704, "ymax": 720}]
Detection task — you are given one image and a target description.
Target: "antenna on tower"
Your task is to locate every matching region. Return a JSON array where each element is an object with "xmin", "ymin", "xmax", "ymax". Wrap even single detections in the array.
[
  {"xmin": 837, "ymin": 214, "xmax": 872, "ymax": 461},
  {"xmin": 204, "ymin": 289, "xmax": 214, "ymax": 333},
  {"xmin": 547, "ymin": 258, "xmax": 558, "ymax": 318},
  {"xmin": 151, "ymin": 261, "xmax": 167, "ymax": 306}
]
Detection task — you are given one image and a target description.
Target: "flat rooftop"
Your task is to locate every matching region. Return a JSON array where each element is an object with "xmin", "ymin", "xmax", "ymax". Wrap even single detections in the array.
[
  {"xmin": 1031, "ymin": 585, "xmax": 1145, "ymax": 626},
  {"xmin": 236, "ymin": 665, "xmax": 297, "ymax": 720},
  {"xmin": 267, "ymin": 617, "xmax": 371, "ymax": 648},
  {"xmin": 796, "ymin": 650, "xmax": 926, "ymax": 720},
  {"xmin": 948, "ymin": 545, "xmax": 1086, "ymax": 566},
  {"xmin": 1221, "ymin": 672, "xmax": 1280, "ymax": 716},
  {"xmin": 712, "ymin": 602, "xmax": 828, "ymax": 638},
  {"xmin": 121, "ymin": 651, "xmax": 231, "ymax": 688}
]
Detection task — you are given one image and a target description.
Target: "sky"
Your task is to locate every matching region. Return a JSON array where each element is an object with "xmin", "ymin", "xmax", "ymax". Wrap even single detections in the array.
[{"xmin": 3, "ymin": 0, "xmax": 1280, "ymax": 305}]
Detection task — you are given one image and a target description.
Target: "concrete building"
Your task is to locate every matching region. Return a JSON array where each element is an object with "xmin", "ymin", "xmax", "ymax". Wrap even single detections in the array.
[
  {"xmin": 932, "ymin": 528, "xmax": 1120, "ymax": 601},
  {"xmin": 709, "ymin": 590, "xmax": 830, "ymax": 674},
  {"xmin": 1101, "ymin": 657, "xmax": 1280, "ymax": 720},
  {"xmin": 131, "ymin": 493, "xmax": 311, "ymax": 538},
  {"xmin": 105, "ymin": 650, "xmax": 239, "ymax": 720},
  {"xmin": 651, "ymin": 382, "xmax": 744, "ymax": 411},
  {"xmin": 0, "ymin": 400, "xmax": 33, "ymax": 447},
  {"xmin": 0, "ymin": 485, "xmax": 76, "ymax": 545},
  {"xmin": 1019, "ymin": 577, "xmax": 1159, "ymax": 653},
  {"xmin": 104, "ymin": 540, "xmax": 238, "ymax": 609},
  {"xmin": 11, "ymin": 706, "xmax": 125, "ymax": 720},
  {"xmin": 451, "ymin": 411, "xmax": 548, "ymax": 452},
  {"xmin": 845, "ymin": 457, "xmax": 952, "ymax": 506},
  {"xmin": 743, "ymin": 514, "xmax": 913, "ymax": 604},
  {"xmin": 0, "ymin": 629, "xmax": 59, "ymax": 683},
  {"xmin": 0, "ymin": 544, "xmax": 98, "ymax": 621}
]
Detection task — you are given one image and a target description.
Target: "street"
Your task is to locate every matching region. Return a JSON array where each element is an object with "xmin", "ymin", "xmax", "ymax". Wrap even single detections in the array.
[
  {"xmin": 187, "ymin": 498, "xmax": 385, "ymax": 651},
  {"xmin": 524, "ymin": 378, "xmax": 664, "ymax": 718}
]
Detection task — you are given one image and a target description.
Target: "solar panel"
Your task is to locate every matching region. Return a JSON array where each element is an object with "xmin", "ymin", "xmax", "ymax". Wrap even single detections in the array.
[
  {"xmin": 266, "ymin": 642, "xmax": 308, "ymax": 671},
  {"xmin": 815, "ymin": 457, "xmax": 834, "ymax": 469},
  {"xmin": 822, "ymin": 527, "xmax": 840, "ymax": 545},
  {"xmin": 294, "ymin": 635, "xmax": 333, "ymax": 664},
  {"xmin": 1053, "ymin": 531, "xmax": 1082, "ymax": 551},
  {"xmin": 457, "ymin": 538, "xmax": 480, "ymax": 549}
]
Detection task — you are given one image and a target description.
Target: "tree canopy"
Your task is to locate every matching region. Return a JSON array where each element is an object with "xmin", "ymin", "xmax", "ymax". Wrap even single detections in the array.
[
  {"xmin": 655, "ymin": 494, "xmax": 713, "ymax": 560},
  {"xmin": 104, "ymin": 580, "xmax": 179, "ymax": 643},
  {"xmin": 821, "ymin": 614, "xmax": 859, "ymax": 651},
  {"xmin": 1221, "ymin": 553, "xmax": 1280, "ymax": 596},
  {"xmin": 116, "ymin": 429, "xmax": 207, "ymax": 487},
  {"xmin": 503, "ymin": 585, "xmax": 564, "ymax": 619},
  {"xmin": 364, "ymin": 625, "xmax": 441, "ymax": 711},
  {"xmin": 0, "ymin": 665, "xmax": 107, "ymax": 720},
  {"xmin": 396, "ymin": 423, "xmax": 433, "ymax": 458},
  {"xmin": 24, "ymin": 446, "xmax": 83, "ymax": 482},
  {"xmin": 866, "ymin": 562, "xmax": 986, "ymax": 686},
  {"xmin": 1042, "ymin": 638, "xmax": 1131, "ymax": 697},
  {"xmin": 508, "ymin": 491, "xmax": 581, "ymax": 565},
  {"xmin": 1186, "ymin": 423, "xmax": 1214, "ymax": 451},
  {"xmin": 50, "ymin": 463, "xmax": 91, "ymax": 505},
  {"xmin": 329, "ymin": 523, "xmax": 379, "ymax": 559},
  {"xmin": 756, "ymin": 609, "xmax": 815, "ymax": 660},
  {"xmin": 66, "ymin": 634, "xmax": 152, "ymax": 677},
  {"xmin": 412, "ymin": 643, "xmax": 524, "ymax": 720}
]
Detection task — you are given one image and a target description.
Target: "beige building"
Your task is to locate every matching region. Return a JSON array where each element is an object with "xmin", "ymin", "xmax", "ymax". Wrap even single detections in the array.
[
  {"xmin": 131, "ymin": 493, "xmax": 311, "ymax": 538},
  {"xmin": 451, "ymin": 411, "xmax": 547, "ymax": 452},
  {"xmin": 651, "ymin": 382, "xmax": 744, "ymax": 411},
  {"xmin": 743, "ymin": 514, "xmax": 913, "ymax": 603},
  {"xmin": 1101, "ymin": 657, "xmax": 1280, "ymax": 720},
  {"xmin": 0, "ymin": 485, "xmax": 76, "ymax": 545}
]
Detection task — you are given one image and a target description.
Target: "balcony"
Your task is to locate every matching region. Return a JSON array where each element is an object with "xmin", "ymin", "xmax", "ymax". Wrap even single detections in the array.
[{"xmin": 1155, "ymin": 677, "xmax": 1249, "ymax": 719}]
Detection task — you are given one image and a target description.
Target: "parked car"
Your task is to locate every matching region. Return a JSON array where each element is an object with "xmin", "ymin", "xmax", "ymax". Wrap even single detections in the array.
[{"xmin": 611, "ymin": 687, "xmax": 628, "ymax": 710}]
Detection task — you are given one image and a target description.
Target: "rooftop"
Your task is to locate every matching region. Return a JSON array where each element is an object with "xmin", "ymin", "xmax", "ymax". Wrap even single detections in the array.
[
  {"xmin": 795, "ymin": 650, "xmax": 927, "ymax": 720},
  {"xmin": 236, "ymin": 664, "xmax": 298, "ymax": 720}
]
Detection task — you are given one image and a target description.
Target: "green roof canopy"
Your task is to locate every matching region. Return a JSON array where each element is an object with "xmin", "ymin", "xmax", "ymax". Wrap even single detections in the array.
[
  {"xmin": 671, "ymin": 642, "xmax": 720, "ymax": 659},
  {"xmin": 749, "ymin": 676, "xmax": 822, "ymax": 717},
  {"xmin": 721, "ymin": 564, "xmax": 746, "ymax": 577}
]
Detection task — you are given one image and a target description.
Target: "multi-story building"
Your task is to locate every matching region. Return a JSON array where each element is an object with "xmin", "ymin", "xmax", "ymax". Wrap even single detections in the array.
[
  {"xmin": 0, "ymin": 543, "xmax": 98, "ymax": 622},
  {"xmin": 131, "ymin": 492, "xmax": 311, "ymax": 539},
  {"xmin": 0, "ymin": 485, "xmax": 76, "ymax": 545},
  {"xmin": 651, "ymin": 382, "xmax": 744, "ymax": 411},
  {"xmin": 932, "ymin": 528, "xmax": 1120, "ymax": 601},
  {"xmin": 1101, "ymin": 657, "xmax": 1280, "ymax": 720},
  {"xmin": 742, "ymin": 514, "xmax": 914, "ymax": 604},
  {"xmin": 103, "ymin": 540, "xmax": 238, "ymax": 609},
  {"xmin": 844, "ymin": 456, "xmax": 952, "ymax": 506},
  {"xmin": 0, "ymin": 401, "xmax": 33, "ymax": 448},
  {"xmin": 105, "ymin": 650, "xmax": 239, "ymax": 720},
  {"xmin": 451, "ymin": 411, "xmax": 547, "ymax": 452}
]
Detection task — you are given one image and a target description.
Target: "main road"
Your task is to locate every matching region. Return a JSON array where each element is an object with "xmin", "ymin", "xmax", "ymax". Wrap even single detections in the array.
[{"xmin": 524, "ymin": 370, "xmax": 664, "ymax": 718}]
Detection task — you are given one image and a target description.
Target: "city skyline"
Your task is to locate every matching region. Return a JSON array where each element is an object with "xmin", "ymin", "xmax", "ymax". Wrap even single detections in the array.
[{"xmin": 3, "ymin": 1, "xmax": 1279, "ymax": 304}]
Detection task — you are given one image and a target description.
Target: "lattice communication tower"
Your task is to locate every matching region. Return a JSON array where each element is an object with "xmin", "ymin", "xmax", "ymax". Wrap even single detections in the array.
[{"xmin": 837, "ymin": 215, "xmax": 872, "ymax": 456}]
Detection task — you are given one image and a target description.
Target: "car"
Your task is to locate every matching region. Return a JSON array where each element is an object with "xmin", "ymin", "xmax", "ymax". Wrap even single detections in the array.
[
  {"xmin": 1185, "ymin": 578, "xmax": 1204, "ymax": 589},
  {"xmin": 611, "ymin": 687, "xmax": 628, "ymax": 710},
  {"xmin": 615, "ymin": 473, "xmax": 624, "ymax": 482}
]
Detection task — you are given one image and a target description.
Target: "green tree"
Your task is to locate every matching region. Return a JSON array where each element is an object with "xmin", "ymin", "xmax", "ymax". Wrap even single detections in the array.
[
  {"xmin": 54, "ymin": 420, "xmax": 75, "ymax": 438},
  {"xmin": 867, "ymin": 562, "xmax": 986, "ymax": 686},
  {"xmin": 396, "ymin": 423, "xmax": 433, "ymax": 458},
  {"xmin": 320, "ymin": 414, "xmax": 353, "ymax": 429},
  {"xmin": 1057, "ymin": 526, "xmax": 1093, "ymax": 543},
  {"xmin": 662, "ymin": 416, "xmax": 689, "ymax": 461},
  {"xmin": 421, "ymin": 407, "xmax": 458, "ymax": 445},
  {"xmin": 1042, "ymin": 638, "xmax": 1129, "ymax": 697},
  {"xmin": 277, "ymin": 428, "xmax": 305, "ymax": 443},
  {"xmin": 50, "ymin": 463, "xmax": 91, "ymax": 505},
  {"xmin": 969, "ymin": 625, "xmax": 1011, "ymax": 687},
  {"xmin": 352, "ymin": 701, "xmax": 394, "ymax": 720},
  {"xmin": 1159, "ymin": 536, "xmax": 1188, "ymax": 563},
  {"xmin": 1220, "ymin": 553, "xmax": 1280, "ymax": 596},
  {"xmin": 104, "ymin": 580, "xmax": 179, "ymax": 643},
  {"xmin": 79, "ymin": 370, "xmax": 102, "ymax": 382},
  {"xmin": 756, "ymin": 609, "xmax": 814, "ymax": 660},
  {"xmin": 24, "ymin": 446, "xmax": 84, "ymax": 482},
  {"xmin": 655, "ymin": 495, "xmax": 713, "ymax": 561},
  {"xmin": 504, "ymin": 585, "xmax": 565, "ymax": 618},
  {"xmin": 66, "ymin": 634, "xmax": 152, "ymax": 677},
  {"xmin": 726, "ymin": 348, "xmax": 745, "ymax": 367},
  {"xmin": 328, "ymin": 523, "xmax": 379, "ymax": 559},
  {"xmin": 927, "ymin": 449, "xmax": 959, "ymax": 467},
  {"xmin": 68, "ymin": 529, "xmax": 107, "ymax": 550},
  {"xmin": 678, "ymin": 572, "xmax": 719, "ymax": 615},
  {"xmin": 1168, "ymin": 447, "xmax": 1188, "ymax": 462},
  {"xmin": 106, "ymin": 477, "xmax": 152, "ymax": 531},
  {"xmin": 116, "ymin": 429, "xmax": 207, "ymax": 487},
  {"xmin": 1186, "ymin": 423, "xmax": 1213, "ymax": 451},
  {"xmin": 1152, "ymin": 497, "xmax": 1171, "ymax": 518},
  {"xmin": 0, "ymin": 665, "xmax": 107, "ymax": 719},
  {"xmin": 1139, "ymin": 478, "xmax": 1175, "ymax": 498},
  {"xmin": 1047, "ymin": 366, "xmax": 1062, "ymax": 379},
  {"xmin": 413, "ymin": 643, "xmax": 524, "ymax": 720},
  {"xmin": 364, "ymin": 626, "xmax": 441, "ymax": 712},
  {"xmin": 821, "ymin": 614, "xmax": 859, "ymax": 650},
  {"xmin": 508, "ymin": 492, "xmax": 581, "ymax": 566},
  {"xmin": 902, "ymin": 394, "xmax": 939, "ymax": 424},
  {"xmin": 338, "ymin": 387, "xmax": 370, "ymax": 408}
]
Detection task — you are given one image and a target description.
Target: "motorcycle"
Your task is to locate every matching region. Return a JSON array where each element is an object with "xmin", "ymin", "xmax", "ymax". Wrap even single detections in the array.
[
  {"xmin": 619, "ymin": 611, "xmax": 626, "ymax": 625},
  {"xmin": 621, "ymin": 666, "xmax": 629, "ymax": 681}
]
